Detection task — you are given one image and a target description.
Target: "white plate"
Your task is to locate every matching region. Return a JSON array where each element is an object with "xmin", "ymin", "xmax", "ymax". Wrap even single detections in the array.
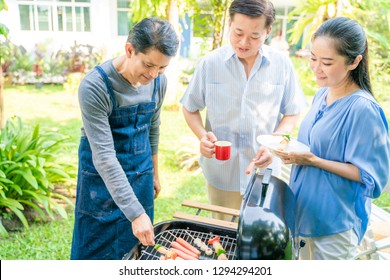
[{"xmin": 257, "ymin": 135, "xmax": 310, "ymax": 154}]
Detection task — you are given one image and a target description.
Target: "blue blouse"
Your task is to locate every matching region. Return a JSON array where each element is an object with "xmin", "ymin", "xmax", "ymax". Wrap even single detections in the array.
[{"xmin": 290, "ymin": 88, "xmax": 390, "ymax": 243}]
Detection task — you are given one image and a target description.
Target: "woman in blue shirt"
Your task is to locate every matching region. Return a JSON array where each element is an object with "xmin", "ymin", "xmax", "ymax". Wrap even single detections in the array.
[{"xmin": 277, "ymin": 17, "xmax": 390, "ymax": 259}]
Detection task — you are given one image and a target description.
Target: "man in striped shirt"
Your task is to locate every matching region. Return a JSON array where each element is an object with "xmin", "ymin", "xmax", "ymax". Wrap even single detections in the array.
[{"xmin": 180, "ymin": 0, "xmax": 306, "ymax": 220}]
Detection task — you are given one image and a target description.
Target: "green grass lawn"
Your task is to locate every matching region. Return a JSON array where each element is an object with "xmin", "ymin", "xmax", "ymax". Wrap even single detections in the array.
[{"xmin": 0, "ymin": 84, "xmax": 389, "ymax": 260}]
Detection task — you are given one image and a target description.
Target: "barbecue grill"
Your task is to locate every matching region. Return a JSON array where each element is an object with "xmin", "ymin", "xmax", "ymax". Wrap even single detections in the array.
[
  {"xmin": 124, "ymin": 220, "xmax": 237, "ymax": 260},
  {"xmin": 124, "ymin": 168, "xmax": 300, "ymax": 260}
]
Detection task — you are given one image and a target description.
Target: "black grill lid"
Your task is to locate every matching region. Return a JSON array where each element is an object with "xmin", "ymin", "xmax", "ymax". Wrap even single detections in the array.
[{"xmin": 236, "ymin": 168, "xmax": 297, "ymax": 260}]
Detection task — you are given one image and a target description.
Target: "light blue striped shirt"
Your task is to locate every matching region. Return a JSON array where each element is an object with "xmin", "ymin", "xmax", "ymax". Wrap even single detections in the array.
[{"xmin": 181, "ymin": 45, "xmax": 306, "ymax": 193}]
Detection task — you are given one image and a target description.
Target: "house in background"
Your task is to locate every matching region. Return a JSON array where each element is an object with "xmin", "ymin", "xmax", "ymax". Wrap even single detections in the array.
[
  {"xmin": 0, "ymin": 0, "xmax": 301, "ymax": 60},
  {"xmin": 1, "ymin": 0, "xmax": 129, "ymax": 58}
]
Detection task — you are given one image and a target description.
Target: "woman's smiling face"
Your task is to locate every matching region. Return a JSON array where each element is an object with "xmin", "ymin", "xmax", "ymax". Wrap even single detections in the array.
[{"xmin": 310, "ymin": 36, "xmax": 357, "ymax": 89}]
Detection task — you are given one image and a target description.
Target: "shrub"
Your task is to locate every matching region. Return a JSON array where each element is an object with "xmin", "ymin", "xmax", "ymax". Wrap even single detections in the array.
[
  {"xmin": 175, "ymin": 136, "xmax": 202, "ymax": 175},
  {"xmin": 290, "ymin": 56, "xmax": 317, "ymax": 97},
  {"xmin": 0, "ymin": 116, "xmax": 76, "ymax": 237}
]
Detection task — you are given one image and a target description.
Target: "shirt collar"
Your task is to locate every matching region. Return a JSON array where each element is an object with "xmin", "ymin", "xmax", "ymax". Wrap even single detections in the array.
[{"xmin": 223, "ymin": 44, "xmax": 271, "ymax": 66}]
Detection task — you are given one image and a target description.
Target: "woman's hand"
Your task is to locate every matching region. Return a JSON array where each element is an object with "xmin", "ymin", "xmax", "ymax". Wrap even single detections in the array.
[
  {"xmin": 274, "ymin": 150, "xmax": 317, "ymax": 166},
  {"xmin": 200, "ymin": 131, "xmax": 218, "ymax": 158},
  {"xmin": 275, "ymin": 150, "xmax": 361, "ymax": 182}
]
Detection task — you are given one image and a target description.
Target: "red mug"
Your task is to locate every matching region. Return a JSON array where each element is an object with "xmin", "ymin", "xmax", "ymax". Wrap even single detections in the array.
[{"xmin": 215, "ymin": 141, "xmax": 232, "ymax": 160}]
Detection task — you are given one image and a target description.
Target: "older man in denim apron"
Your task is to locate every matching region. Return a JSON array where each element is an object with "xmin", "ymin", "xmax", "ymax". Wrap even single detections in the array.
[
  {"xmin": 71, "ymin": 66, "xmax": 159, "ymax": 259},
  {"xmin": 70, "ymin": 17, "xmax": 179, "ymax": 260}
]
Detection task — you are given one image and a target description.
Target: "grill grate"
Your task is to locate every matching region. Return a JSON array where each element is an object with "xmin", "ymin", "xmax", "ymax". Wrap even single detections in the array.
[{"xmin": 138, "ymin": 228, "xmax": 237, "ymax": 260}]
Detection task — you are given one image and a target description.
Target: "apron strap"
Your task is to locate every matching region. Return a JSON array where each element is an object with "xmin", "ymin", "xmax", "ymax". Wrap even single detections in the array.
[
  {"xmin": 152, "ymin": 76, "xmax": 160, "ymax": 104},
  {"xmin": 95, "ymin": 65, "xmax": 118, "ymax": 108},
  {"xmin": 95, "ymin": 65, "xmax": 161, "ymax": 108}
]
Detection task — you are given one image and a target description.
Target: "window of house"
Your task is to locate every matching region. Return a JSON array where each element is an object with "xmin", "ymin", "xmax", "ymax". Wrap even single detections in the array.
[
  {"xmin": 37, "ymin": 5, "xmax": 51, "ymax": 31},
  {"xmin": 19, "ymin": 4, "xmax": 35, "ymax": 30},
  {"xmin": 117, "ymin": 0, "xmax": 132, "ymax": 36},
  {"xmin": 18, "ymin": 0, "xmax": 91, "ymax": 32}
]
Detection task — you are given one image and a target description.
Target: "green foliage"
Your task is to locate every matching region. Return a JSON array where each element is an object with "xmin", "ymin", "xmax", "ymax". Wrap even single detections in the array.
[
  {"xmin": 0, "ymin": 0, "xmax": 9, "ymax": 72},
  {"xmin": 0, "ymin": 0, "xmax": 8, "ymax": 11},
  {"xmin": 0, "ymin": 23, "xmax": 9, "ymax": 38},
  {"xmin": 64, "ymin": 72, "xmax": 84, "ymax": 97},
  {"xmin": 55, "ymin": 41, "xmax": 104, "ymax": 73},
  {"xmin": 209, "ymin": 0, "xmax": 231, "ymax": 49},
  {"xmin": 129, "ymin": 0, "xmax": 229, "ymax": 53},
  {"xmin": 130, "ymin": 0, "xmax": 166, "ymax": 22},
  {"xmin": 0, "ymin": 116, "xmax": 76, "ymax": 237},
  {"xmin": 348, "ymin": 0, "xmax": 390, "ymax": 102},
  {"xmin": 374, "ymin": 192, "xmax": 390, "ymax": 210},
  {"xmin": 4, "ymin": 39, "xmax": 104, "ymax": 80},
  {"xmin": 288, "ymin": 0, "xmax": 337, "ymax": 47},
  {"xmin": 191, "ymin": 0, "xmax": 231, "ymax": 51},
  {"xmin": 290, "ymin": 56, "xmax": 317, "ymax": 96},
  {"xmin": 1, "ymin": 41, "xmax": 32, "ymax": 73},
  {"xmin": 288, "ymin": 0, "xmax": 390, "ymax": 103},
  {"xmin": 175, "ymin": 136, "xmax": 201, "ymax": 175}
]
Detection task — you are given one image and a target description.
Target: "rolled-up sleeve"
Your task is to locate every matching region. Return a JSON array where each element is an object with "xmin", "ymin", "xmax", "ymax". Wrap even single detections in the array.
[{"xmin": 345, "ymin": 99, "xmax": 390, "ymax": 198}]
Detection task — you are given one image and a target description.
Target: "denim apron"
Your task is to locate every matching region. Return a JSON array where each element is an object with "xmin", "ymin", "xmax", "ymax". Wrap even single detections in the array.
[{"xmin": 71, "ymin": 66, "xmax": 159, "ymax": 259}]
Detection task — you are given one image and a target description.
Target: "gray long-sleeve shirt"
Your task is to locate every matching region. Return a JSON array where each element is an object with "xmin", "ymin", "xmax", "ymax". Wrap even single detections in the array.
[{"xmin": 78, "ymin": 59, "xmax": 167, "ymax": 221}]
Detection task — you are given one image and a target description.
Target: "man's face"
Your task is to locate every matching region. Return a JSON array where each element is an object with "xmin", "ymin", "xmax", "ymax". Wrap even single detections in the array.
[
  {"xmin": 126, "ymin": 44, "xmax": 171, "ymax": 86},
  {"xmin": 229, "ymin": 13, "xmax": 271, "ymax": 61}
]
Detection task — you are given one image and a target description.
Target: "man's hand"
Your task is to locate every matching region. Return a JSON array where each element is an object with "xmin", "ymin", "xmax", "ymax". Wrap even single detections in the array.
[
  {"xmin": 154, "ymin": 178, "xmax": 161, "ymax": 199},
  {"xmin": 132, "ymin": 213, "xmax": 155, "ymax": 247},
  {"xmin": 253, "ymin": 146, "xmax": 273, "ymax": 168},
  {"xmin": 200, "ymin": 131, "xmax": 218, "ymax": 158}
]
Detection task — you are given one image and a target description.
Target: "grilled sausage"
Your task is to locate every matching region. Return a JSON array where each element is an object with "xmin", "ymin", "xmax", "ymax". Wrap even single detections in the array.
[
  {"xmin": 171, "ymin": 241, "xmax": 199, "ymax": 258},
  {"xmin": 176, "ymin": 237, "xmax": 201, "ymax": 256},
  {"xmin": 245, "ymin": 161, "xmax": 256, "ymax": 174},
  {"xmin": 170, "ymin": 248, "xmax": 198, "ymax": 260}
]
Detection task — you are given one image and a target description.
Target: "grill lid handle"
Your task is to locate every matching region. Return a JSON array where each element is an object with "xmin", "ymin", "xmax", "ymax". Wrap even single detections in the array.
[
  {"xmin": 259, "ymin": 168, "xmax": 272, "ymax": 207},
  {"xmin": 261, "ymin": 168, "xmax": 272, "ymax": 186}
]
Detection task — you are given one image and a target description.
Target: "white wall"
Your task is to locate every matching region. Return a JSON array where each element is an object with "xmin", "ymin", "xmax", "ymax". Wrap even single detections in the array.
[
  {"xmin": 0, "ymin": 0, "xmax": 127, "ymax": 58},
  {"xmin": 0, "ymin": 0, "xmax": 297, "ymax": 58}
]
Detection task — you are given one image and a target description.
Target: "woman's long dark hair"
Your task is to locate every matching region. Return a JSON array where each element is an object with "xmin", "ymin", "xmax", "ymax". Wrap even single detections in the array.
[{"xmin": 312, "ymin": 17, "xmax": 372, "ymax": 95}]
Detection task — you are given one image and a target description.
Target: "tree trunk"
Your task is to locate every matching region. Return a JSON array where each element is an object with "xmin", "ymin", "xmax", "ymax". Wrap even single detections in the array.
[
  {"xmin": 212, "ymin": 0, "xmax": 224, "ymax": 50},
  {"xmin": 164, "ymin": 0, "xmax": 181, "ymax": 107},
  {"xmin": 219, "ymin": 0, "xmax": 230, "ymax": 46}
]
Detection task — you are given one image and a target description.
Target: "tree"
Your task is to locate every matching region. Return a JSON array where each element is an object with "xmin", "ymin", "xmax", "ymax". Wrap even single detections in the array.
[
  {"xmin": 288, "ymin": 0, "xmax": 390, "ymax": 101},
  {"xmin": 128, "ymin": 0, "xmax": 232, "ymax": 105},
  {"xmin": 211, "ymin": 0, "xmax": 231, "ymax": 50},
  {"xmin": 0, "ymin": 0, "xmax": 9, "ymax": 128},
  {"xmin": 288, "ymin": 0, "xmax": 340, "ymax": 47},
  {"xmin": 130, "ymin": 0, "xmax": 232, "ymax": 51}
]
